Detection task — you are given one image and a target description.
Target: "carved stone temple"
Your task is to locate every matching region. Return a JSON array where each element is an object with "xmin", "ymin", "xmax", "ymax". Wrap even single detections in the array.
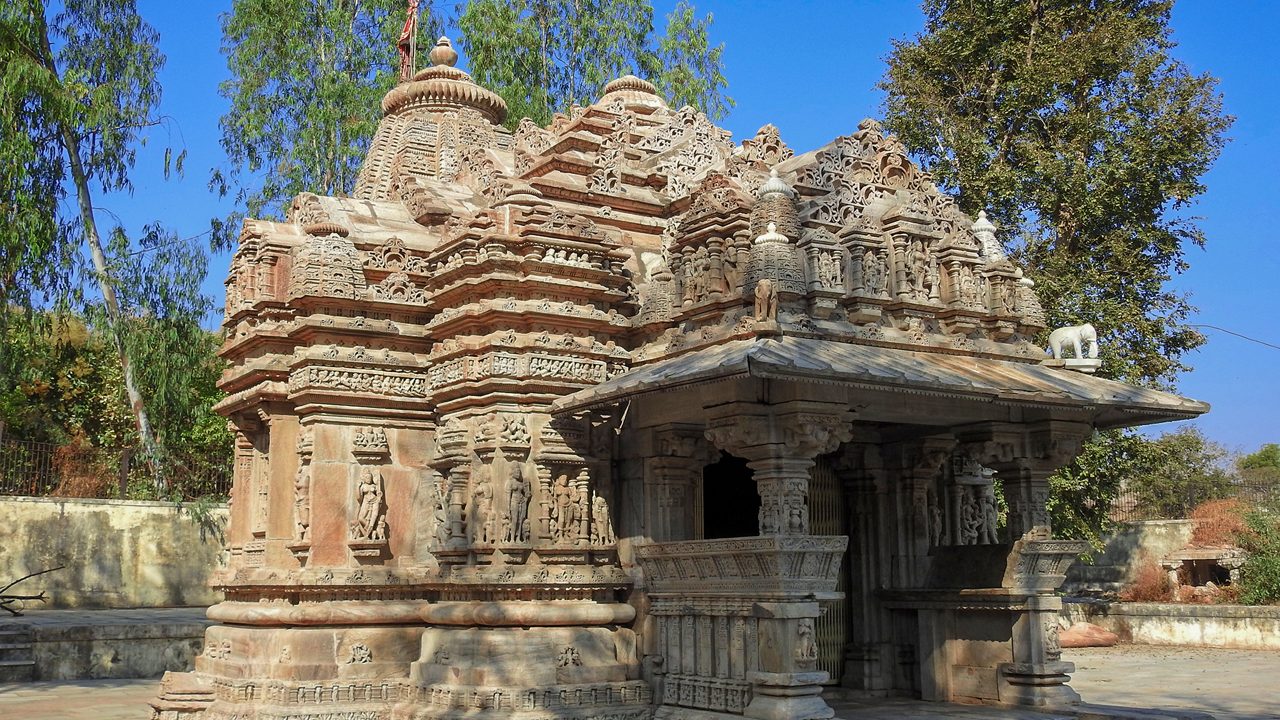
[{"xmin": 151, "ymin": 37, "xmax": 1207, "ymax": 720}]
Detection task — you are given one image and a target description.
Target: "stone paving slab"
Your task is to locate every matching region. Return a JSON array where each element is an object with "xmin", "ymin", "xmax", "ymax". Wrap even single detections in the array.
[{"xmin": 0, "ymin": 645, "xmax": 1275, "ymax": 720}]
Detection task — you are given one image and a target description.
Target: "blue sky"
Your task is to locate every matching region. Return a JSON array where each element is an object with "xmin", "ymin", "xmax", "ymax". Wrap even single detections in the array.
[{"xmin": 108, "ymin": 0, "xmax": 1278, "ymax": 453}]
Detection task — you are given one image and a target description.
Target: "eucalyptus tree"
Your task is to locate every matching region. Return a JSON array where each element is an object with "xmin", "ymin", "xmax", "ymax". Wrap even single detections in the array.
[
  {"xmin": 458, "ymin": 0, "xmax": 730, "ymax": 128},
  {"xmin": 216, "ymin": 0, "xmax": 440, "ymax": 225},
  {"xmin": 1, "ymin": 1, "xmax": 217, "ymax": 490}
]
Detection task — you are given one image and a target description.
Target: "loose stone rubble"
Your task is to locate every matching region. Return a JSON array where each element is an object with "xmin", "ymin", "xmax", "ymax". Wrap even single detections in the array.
[{"xmin": 151, "ymin": 37, "xmax": 1208, "ymax": 720}]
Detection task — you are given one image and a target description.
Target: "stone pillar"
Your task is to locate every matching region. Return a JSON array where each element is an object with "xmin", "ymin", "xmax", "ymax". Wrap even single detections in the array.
[
  {"xmin": 703, "ymin": 401, "xmax": 855, "ymax": 536},
  {"xmin": 882, "ymin": 436, "xmax": 954, "ymax": 587},
  {"xmin": 646, "ymin": 425, "xmax": 707, "ymax": 542},
  {"xmin": 960, "ymin": 421, "xmax": 1091, "ymax": 706},
  {"xmin": 836, "ymin": 443, "xmax": 894, "ymax": 694},
  {"xmin": 700, "ymin": 400, "xmax": 853, "ymax": 720}
]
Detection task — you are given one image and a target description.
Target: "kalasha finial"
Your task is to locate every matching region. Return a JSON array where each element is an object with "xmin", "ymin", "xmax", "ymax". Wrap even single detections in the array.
[
  {"xmin": 972, "ymin": 209, "xmax": 1006, "ymax": 262},
  {"xmin": 758, "ymin": 167, "xmax": 795, "ymax": 200},
  {"xmin": 429, "ymin": 36, "xmax": 458, "ymax": 67}
]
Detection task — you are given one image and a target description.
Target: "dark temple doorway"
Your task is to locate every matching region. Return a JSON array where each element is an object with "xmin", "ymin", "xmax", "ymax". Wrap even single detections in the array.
[{"xmin": 702, "ymin": 452, "xmax": 758, "ymax": 539}]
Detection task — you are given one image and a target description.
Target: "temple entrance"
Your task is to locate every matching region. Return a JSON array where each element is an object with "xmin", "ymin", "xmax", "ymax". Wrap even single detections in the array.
[{"xmin": 702, "ymin": 452, "xmax": 758, "ymax": 539}]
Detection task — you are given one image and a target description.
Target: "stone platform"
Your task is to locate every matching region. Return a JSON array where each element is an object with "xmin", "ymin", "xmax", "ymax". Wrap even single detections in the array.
[{"xmin": 0, "ymin": 607, "xmax": 211, "ymax": 681}]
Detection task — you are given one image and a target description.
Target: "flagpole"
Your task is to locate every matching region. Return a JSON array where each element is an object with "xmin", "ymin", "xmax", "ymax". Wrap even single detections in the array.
[{"xmin": 410, "ymin": 2, "xmax": 418, "ymax": 76}]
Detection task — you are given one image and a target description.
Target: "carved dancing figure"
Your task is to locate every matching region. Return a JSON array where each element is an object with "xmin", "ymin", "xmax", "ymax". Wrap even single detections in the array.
[
  {"xmin": 471, "ymin": 472, "xmax": 495, "ymax": 545},
  {"xmin": 1046, "ymin": 323, "xmax": 1099, "ymax": 360},
  {"xmin": 754, "ymin": 278, "xmax": 778, "ymax": 322},
  {"xmin": 293, "ymin": 466, "xmax": 310, "ymax": 540},
  {"xmin": 505, "ymin": 465, "xmax": 531, "ymax": 543},
  {"xmin": 350, "ymin": 468, "xmax": 384, "ymax": 541},
  {"xmin": 979, "ymin": 488, "xmax": 1000, "ymax": 545}
]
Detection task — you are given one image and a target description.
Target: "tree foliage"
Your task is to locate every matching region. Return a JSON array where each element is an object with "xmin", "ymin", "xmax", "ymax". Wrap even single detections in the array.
[
  {"xmin": 458, "ymin": 0, "xmax": 730, "ymax": 129},
  {"xmin": 880, "ymin": 1, "xmax": 1233, "ymax": 544},
  {"xmin": 1130, "ymin": 426, "xmax": 1233, "ymax": 520},
  {"xmin": 1, "ymin": 1, "xmax": 225, "ymax": 489},
  {"xmin": 881, "ymin": 0, "xmax": 1231, "ymax": 387},
  {"xmin": 1238, "ymin": 443, "xmax": 1280, "ymax": 486},
  {"xmin": 215, "ymin": 0, "xmax": 436, "ymax": 225}
]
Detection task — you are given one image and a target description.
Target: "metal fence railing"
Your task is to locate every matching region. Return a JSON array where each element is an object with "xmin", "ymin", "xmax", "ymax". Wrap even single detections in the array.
[
  {"xmin": 0, "ymin": 435, "xmax": 231, "ymax": 501},
  {"xmin": 1109, "ymin": 479, "xmax": 1279, "ymax": 523}
]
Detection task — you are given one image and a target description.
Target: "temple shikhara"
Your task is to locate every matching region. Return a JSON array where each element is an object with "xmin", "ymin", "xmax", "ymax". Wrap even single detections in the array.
[{"xmin": 151, "ymin": 37, "xmax": 1207, "ymax": 720}]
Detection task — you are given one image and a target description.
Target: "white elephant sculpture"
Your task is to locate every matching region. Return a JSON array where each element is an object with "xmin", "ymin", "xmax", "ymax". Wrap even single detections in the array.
[{"xmin": 1046, "ymin": 323, "xmax": 1099, "ymax": 360}]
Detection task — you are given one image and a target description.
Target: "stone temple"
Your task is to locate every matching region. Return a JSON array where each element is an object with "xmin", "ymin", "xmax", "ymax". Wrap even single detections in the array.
[{"xmin": 151, "ymin": 37, "xmax": 1207, "ymax": 720}]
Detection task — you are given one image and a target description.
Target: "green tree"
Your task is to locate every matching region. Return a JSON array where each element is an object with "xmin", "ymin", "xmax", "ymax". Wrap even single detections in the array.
[
  {"xmin": 880, "ymin": 0, "xmax": 1231, "ymax": 387},
  {"xmin": 3, "ymin": 0, "xmax": 168, "ymax": 472},
  {"xmin": 216, "ymin": 0, "xmax": 441, "ymax": 224},
  {"xmin": 880, "ymin": 0, "xmax": 1232, "ymax": 543},
  {"xmin": 1129, "ymin": 427, "xmax": 1233, "ymax": 520},
  {"xmin": 2, "ymin": 1, "xmax": 222, "ymax": 491},
  {"xmin": 458, "ymin": 0, "xmax": 730, "ymax": 128},
  {"xmin": 1047, "ymin": 429, "xmax": 1154, "ymax": 548},
  {"xmin": 1239, "ymin": 443, "xmax": 1280, "ymax": 486}
]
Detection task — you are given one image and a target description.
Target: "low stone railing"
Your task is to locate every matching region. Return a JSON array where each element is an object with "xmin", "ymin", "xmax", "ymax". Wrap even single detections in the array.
[{"xmin": 635, "ymin": 535, "xmax": 847, "ymax": 719}]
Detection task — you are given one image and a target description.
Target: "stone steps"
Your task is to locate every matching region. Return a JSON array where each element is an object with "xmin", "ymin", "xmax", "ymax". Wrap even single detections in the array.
[{"xmin": 0, "ymin": 624, "xmax": 36, "ymax": 682}]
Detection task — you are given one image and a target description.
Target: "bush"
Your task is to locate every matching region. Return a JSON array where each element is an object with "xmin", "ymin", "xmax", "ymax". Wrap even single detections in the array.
[{"xmin": 1236, "ymin": 509, "xmax": 1280, "ymax": 605}]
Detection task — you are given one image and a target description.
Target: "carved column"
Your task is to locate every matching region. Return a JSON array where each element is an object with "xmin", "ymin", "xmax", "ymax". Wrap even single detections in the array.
[
  {"xmin": 704, "ymin": 401, "xmax": 855, "ymax": 536},
  {"xmin": 882, "ymin": 436, "xmax": 954, "ymax": 587},
  {"xmin": 964, "ymin": 421, "xmax": 1089, "ymax": 541},
  {"xmin": 959, "ymin": 421, "xmax": 1091, "ymax": 706},
  {"xmin": 836, "ymin": 443, "xmax": 894, "ymax": 693},
  {"xmin": 646, "ymin": 425, "xmax": 708, "ymax": 542},
  {"xmin": 429, "ymin": 419, "xmax": 472, "ymax": 559}
]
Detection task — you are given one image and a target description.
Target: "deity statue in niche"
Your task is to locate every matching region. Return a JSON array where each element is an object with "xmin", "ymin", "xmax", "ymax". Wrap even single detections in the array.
[
  {"xmin": 863, "ymin": 249, "xmax": 886, "ymax": 296},
  {"xmin": 908, "ymin": 240, "xmax": 929, "ymax": 299},
  {"xmin": 551, "ymin": 473, "xmax": 575, "ymax": 543},
  {"xmin": 350, "ymin": 468, "xmax": 385, "ymax": 541},
  {"xmin": 505, "ymin": 464, "xmax": 532, "ymax": 543},
  {"xmin": 927, "ymin": 488, "xmax": 942, "ymax": 547},
  {"xmin": 591, "ymin": 495, "xmax": 615, "ymax": 545},
  {"xmin": 979, "ymin": 486, "xmax": 1000, "ymax": 545},
  {"xmin": 960, "ymin": 488, "xmax": 981, "ymax": 546}
]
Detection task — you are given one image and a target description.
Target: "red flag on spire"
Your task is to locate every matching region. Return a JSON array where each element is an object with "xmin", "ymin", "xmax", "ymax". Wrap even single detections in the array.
[{"xmin": 397, "ymin": 0, "xmax": 419, "ymax": 82}]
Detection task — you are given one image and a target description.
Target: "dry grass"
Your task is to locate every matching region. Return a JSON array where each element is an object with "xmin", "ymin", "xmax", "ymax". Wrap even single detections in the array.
[
  {"xmin": 51, "ymin": 442, "xmax": 114, "ymax": 498},
  {"xmin": 1121, "ymin": 554, "xmax": 1174, "ymax": 602},
  {"xmin": 1188, "ymin": 498, "xmax": 1248, "ymax": 547}
]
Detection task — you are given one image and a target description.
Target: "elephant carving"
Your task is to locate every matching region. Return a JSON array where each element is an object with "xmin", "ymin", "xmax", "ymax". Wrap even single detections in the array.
[{"xmin": 1046, "ymin": 323, "xmax": 1098, "ymax": 360}]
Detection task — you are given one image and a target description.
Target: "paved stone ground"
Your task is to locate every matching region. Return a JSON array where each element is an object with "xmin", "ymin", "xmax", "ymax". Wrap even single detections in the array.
[
  {"xmin": 0, "ymin": 645, "xmax": 1275, "ymax": 719},
  {"xmin": 10, "ymin": 606, "xmax": 211, "ymax": 628},
  {"xmin": 1065, "ymin": 646, "xmax": 1280, "ymax": 720}
]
